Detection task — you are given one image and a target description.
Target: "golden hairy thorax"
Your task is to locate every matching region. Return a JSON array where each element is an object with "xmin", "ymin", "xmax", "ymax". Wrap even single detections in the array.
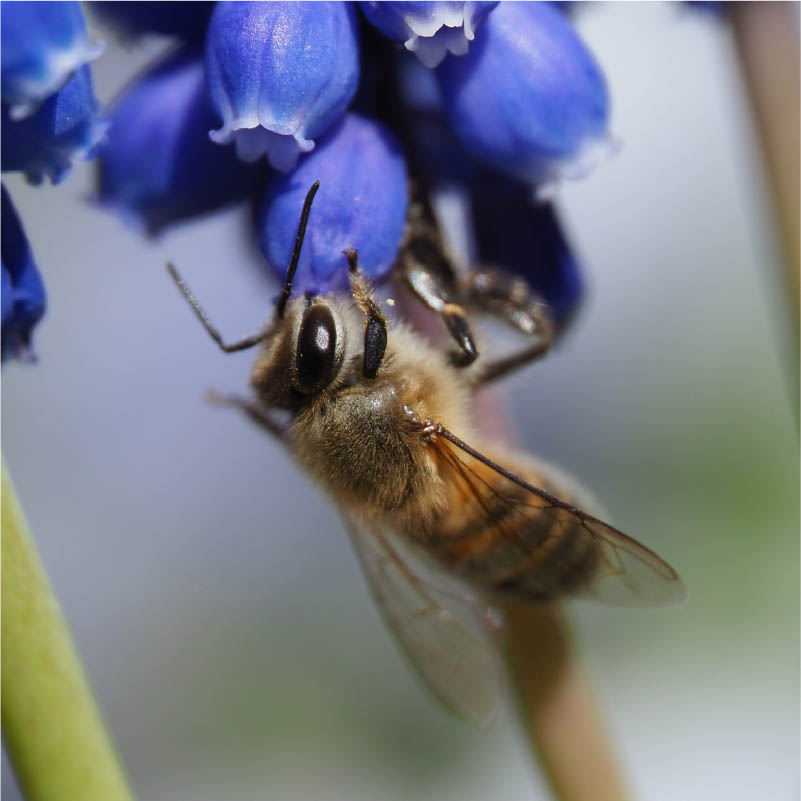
[{"xmin": 290, "ymin": 323, "xmax": 473, "ymax": 525}]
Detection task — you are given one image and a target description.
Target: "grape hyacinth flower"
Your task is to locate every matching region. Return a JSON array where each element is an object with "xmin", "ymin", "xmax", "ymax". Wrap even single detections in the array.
[
  {"xmin": 359, "ymin": 1, "xmax": 498, "ymax": 68},
  {"xmin": 258, "ymin": 113, "xmax": 407, "ymax": 293},
  {"xmin": 205, "ymin": 1, "xmax": 360, "ymax": 171},
  {"xmin": 1, "ymin": 0, "xmax": 103, "ymax": 120},
  {"xmin": 1, "ymin": 0, "xmax": 105, "ymax": 362},
  {"xmin": 2, "ymin": 64, "xmax": 106, "ymax": 185},
  {"xmin": 393, "ymin": 52, "xmax": 582, "ymax": 317},
  {"xmin": 437, "ymin": 1, "xmax": 612, "ymax": 184}
]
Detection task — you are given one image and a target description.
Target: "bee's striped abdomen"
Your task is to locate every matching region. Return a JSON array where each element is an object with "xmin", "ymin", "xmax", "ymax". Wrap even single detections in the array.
[{"xmin": 428, "ymin": 450, "xmax": 600, "ymax": 601}]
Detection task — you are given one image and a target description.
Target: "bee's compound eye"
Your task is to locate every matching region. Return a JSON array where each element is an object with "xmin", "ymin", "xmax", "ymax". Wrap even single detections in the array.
[{"xmin": 295, "ymin": 304, "xmax": 338, "ymax": 394}]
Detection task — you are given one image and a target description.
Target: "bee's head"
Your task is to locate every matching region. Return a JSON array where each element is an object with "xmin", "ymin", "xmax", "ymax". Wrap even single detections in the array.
[
  {"xmin": 249, "ymin": 181, "xmax": 388, "ymax": 410},
  {"xmin": 250, "ymin": 292, "xmax": 358, "ymax": 409},
  {"xmin": 167, "ymin": 180, "xmax": 388, "ymax": 411}
]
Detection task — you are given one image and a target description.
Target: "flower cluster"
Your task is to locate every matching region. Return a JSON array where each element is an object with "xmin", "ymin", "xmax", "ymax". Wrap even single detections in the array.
[
  {"xmin": 1, "ymin": 0, "xmax": 105, "ymax": 361},
  {"xmin": 95, "ymin": 1, "xmax": 610, "ymax": 318},
  {"xmin": 3, "ymin": 1, "xmax": 614, "ymax": 361}
]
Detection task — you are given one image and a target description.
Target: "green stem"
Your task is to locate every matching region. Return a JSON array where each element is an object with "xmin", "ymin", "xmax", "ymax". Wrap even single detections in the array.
[{"xmin": 2, "ymin": 463, "xmax": 135, "ymax": 801}]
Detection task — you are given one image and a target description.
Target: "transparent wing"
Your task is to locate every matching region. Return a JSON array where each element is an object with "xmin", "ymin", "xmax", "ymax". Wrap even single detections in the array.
[
  {"xmin": 345, "ymin": 516, "xmax": 501, "ymax": 725},
  {"xmin": 569, "ymin": 516, "xmax": 688, "ymax": 606},
  {"xmin": 434, "ymin": 430, "xmax": 688, "ymax": 608}
]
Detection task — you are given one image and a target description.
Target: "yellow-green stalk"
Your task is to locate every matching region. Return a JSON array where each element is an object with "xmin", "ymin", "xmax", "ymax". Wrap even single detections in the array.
[{"xmin": 2, "ymin": 464, "xmax": 135, "ymax": 801}]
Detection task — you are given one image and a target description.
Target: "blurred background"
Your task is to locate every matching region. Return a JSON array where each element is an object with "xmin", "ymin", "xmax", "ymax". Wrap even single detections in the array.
[{"xmin": 2, "ymin": 4, "xmax": 798, "ymax": 800}]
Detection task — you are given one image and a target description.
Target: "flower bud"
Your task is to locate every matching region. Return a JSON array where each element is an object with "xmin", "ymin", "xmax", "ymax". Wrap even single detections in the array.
[
  {"xmin": 437, "ymin": 2, "xmax": 610, "ymax": 184},
  {"xmin": 1, "ymin": 65, "xmax": 107, "ymax": 185},
  {"xmin": 1, "ymin": 0, "xmax": 103, "ymax": 120},
  {"xmin": 360, "ymin": 1, "xmax": 497, "ymax": 68},
  {"xmin": 257, "ymin": 113, "xmax": 407, "ymax": 294},
  {"xmin": 97, "ymin": 48, "xmax": 258, "ymax": 235},
  {"xmin": 205, "ymin": 1, "xmax": 360, "ymax": 172}
]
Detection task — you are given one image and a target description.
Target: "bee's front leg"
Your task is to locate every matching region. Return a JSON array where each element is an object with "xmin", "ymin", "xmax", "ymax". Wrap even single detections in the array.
[
  {"xmin": 397, "ymin": 222, "xmax": 479, "ymax": 368},
  {"xmin": 205, "ymin": 391, "xmax": 287, "ymax": 441},
  {"xmin": 345, "ymin": 248, "xmax": 388, "ymax": 379}
]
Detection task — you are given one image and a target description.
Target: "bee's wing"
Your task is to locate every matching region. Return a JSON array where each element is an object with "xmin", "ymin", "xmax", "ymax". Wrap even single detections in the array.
[
  {"xmin": 567, "ymin": 515, "xmax": 688, "ymax": 607},
  {"xmin": 345, "ymin": 517, "xmax": 501, "ymax": 725},
  {"xmin": 435, "ymin": 429, "xmax": 688, "ymax": 608}
]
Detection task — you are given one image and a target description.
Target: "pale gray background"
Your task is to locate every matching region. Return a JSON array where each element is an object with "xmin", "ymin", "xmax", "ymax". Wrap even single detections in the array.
[{"xmin": 3, "ymin": 4, "xmax": 798, "ymax": 801}]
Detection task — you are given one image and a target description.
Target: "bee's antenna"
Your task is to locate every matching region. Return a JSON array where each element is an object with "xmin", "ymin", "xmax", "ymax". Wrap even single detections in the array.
[
  {"xmin": 276, "ymin": 180, "xmax": 320, "ymax": 319},
  {"xmin": 166, "ymin": 262, "xmax": 268, "ymax": 353}
]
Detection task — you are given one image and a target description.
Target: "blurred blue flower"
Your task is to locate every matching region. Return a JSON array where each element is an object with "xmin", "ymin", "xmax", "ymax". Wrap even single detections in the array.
[
  {"xmin": 89, "ymin": 1, "xmax": 214, "ymax": 42},
  {"xmin": 392, "ymin": 52, "xmax": 475, "ymax": 185},
  {"xmin": 468, "ymin": 168, "xmax": 582, "ymax": 324},
  {"xmin": 683, "ymin": 1, "xmax": 724, "ymax": 16},
  {"xmin": 205, "ymin": 1, "xmax": 360, "ymax": 172},
  {"xmin": 1, "ymin": 0, "xmax": 103, "ymax": 120},
  {"xmin": 98, "ymin": 47, "xmax": 259, "ymax": 235},
  {"xmin": 359, "ymin": 1, "xmax": 497, "ymax": 68},
  {"xmin": 1, "ymin": 1, "xmax": 106, "ymax": 363},
  {"xmin": 2, "ymin": 64, "xmax": 107, "ymax": 185},
  {"xmin": 391, "ymin": 51, "xmax": 581, "ymax": 325},
  {"xmin": 1, "ymin": 185, "xmax": 46, "ymax": 362},
  {"xmin": 437, "ymin": 1, "xmax": 611, "ymax": 184},
  {"xmin": 257, "ymin": 113, "xmax": 407, "ymax": 293}
]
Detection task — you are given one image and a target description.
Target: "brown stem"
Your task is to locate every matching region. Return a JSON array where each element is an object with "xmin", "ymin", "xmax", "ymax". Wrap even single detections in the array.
[
  {"xmin": 501, "ymin": 600, "xmax": 630, "ymax": 801},
  {"xmin": 396, "ymin": 277, "xmax": 629, "ymax": 799},
  {"xmin": 730, "ymin": 2, "xmax": 800, "ymax": 414}
]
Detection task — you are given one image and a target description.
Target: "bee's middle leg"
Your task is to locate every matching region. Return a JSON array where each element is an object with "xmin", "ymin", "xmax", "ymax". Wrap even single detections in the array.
[
  {"xmin": 398, "ymin": 224, "xmax": 554, "ymax": 381},
  {"xmin": 463, "ymin": 268, "xmax": 555, "ymax": 386}
]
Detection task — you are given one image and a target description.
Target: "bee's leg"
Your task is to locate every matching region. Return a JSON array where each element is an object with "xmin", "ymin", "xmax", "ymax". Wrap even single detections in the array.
[
  {"xmin": 206, "ymin": 391, "xmax": 287, "ymax": 440},
  {"xmin": 465, "ymin": 269, "xmax": 554, "ymax": 386},
  {"xmin": 397, "ymin": 225, "xmax": 479, "ymax": 368},
  {"xmin": 167, "ymin": 263, "xmax": 269, "ymax": 352},
  {"xmin": 344, "ymin": 249, "xmax": 387, "ymax": 379}
]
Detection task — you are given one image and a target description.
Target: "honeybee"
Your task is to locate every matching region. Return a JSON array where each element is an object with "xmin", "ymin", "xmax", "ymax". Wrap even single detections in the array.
[{"xmin": 168, "ymin": 181, "xmax": 686, "ymax": 723}]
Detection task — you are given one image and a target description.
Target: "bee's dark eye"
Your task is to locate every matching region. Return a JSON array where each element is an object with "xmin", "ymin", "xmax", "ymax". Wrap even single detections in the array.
[{"xmin": 295, "ymin": 304, "xmax": 338, "ymax": 394}]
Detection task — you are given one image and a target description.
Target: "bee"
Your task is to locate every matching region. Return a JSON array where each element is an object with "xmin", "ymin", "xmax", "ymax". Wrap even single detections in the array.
[{"xmin": 167, "ymin": 181, "xmax": 686, "ymax": 724}]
